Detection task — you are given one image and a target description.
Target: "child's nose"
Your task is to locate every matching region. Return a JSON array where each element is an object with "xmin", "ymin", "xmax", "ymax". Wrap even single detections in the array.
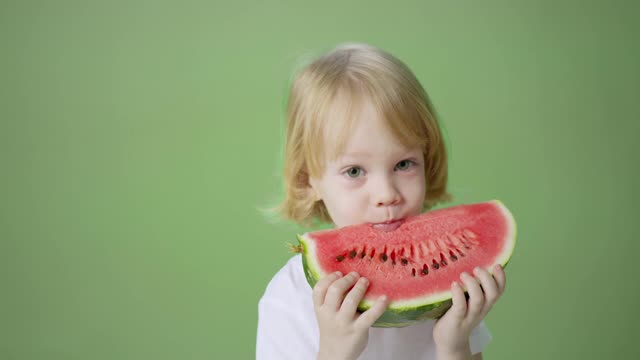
[{"xmin": 372, "ymin": 177, "xmax": 401, "ymax": 207}]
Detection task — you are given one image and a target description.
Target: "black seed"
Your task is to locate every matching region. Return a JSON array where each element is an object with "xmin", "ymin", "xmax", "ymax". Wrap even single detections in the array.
[
  {"xmin": 433, "ymin": 262, "xmax": 440, "ymax": 270},
  {"xmin": 412, "ymin": 268, "xmax": 416, "ymax": 277},
  {"xmin": 336, "ymin": 255, "xmax": 345, "ymax": 262},
  {"xmin": 381, "ymin": 253, "xmax": 388, "ymax": 262},
  {"xmin": 349, "ymin": 250, "xmax": 357, "ymax": 259},
  {"xmin": 359, "ymin": 252, "xmax": 366, "ymax": 258},
  {"xmin": 422, "ymin": 268, "xmax": 429, "ymax": 275},
  {"xmin": 401, "ymin": 258, "xmax": 409, "ymax": 265},
  {"xmin": 441, "ymin": 259, "xmax": 447, "ymax": 266},
  {"xmin": 451, "ymin": 254, "xmax": 458, "ymax": 261}
]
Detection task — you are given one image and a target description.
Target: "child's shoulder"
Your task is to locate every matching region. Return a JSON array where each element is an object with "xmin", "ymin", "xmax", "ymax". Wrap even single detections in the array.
[{"xmin": 261, "ymin": 254, "xmax": 311, "ymax": 300}]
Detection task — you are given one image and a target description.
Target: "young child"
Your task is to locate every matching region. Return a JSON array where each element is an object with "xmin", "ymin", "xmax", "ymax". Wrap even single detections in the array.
[{"xmin": 257, "ymin": 43, "xmax": 507, "ymax": 360}]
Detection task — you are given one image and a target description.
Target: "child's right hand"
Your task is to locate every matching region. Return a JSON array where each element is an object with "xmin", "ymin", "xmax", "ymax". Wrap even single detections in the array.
[{"xmin": 312, "ymin": 271, "xmax": 389, "ymax": 360}]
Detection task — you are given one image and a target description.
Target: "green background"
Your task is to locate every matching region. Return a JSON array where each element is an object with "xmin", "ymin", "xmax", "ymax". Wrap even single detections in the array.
[{"xmin": 2, "ymin": 0, "xmax": 638, "ymax": 359}]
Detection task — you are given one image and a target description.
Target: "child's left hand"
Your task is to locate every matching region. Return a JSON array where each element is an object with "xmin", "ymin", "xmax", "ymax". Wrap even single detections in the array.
[{"xmin": 432, "ymin": 264, "xmax": 507, "ymax": 355}]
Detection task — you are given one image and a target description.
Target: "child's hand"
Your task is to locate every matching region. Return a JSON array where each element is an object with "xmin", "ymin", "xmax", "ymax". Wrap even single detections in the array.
[
  {"xmin": 312, "ymin": 271, "xmax": 389, "ymax": 360},
  {"xmin": 432, "ymin": 265, "xmax": 507, "ymax": 356}
]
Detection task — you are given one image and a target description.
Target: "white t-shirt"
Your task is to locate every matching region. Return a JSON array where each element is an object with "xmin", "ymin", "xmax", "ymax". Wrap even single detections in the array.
[{"xmin": 256, "ymin": 254, "xmax": 493, "ymax": 360}]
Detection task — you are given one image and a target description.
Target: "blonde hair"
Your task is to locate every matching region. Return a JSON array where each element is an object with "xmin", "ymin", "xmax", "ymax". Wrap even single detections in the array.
[{"xmin": 272, "ymin": 42, "xmax": 453, "ymax": 228}]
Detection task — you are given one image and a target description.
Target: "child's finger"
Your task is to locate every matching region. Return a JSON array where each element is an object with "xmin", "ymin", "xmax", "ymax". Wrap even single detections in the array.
[
  {"xmin": 339, "ymin": 277, "xmax": 370, "ymax": 317},
  {"xmin": 493, "ymin": 264, "xmax": 507, "ymax": 295},
  {"xmin": 473, "ymin": 267, "xmax": 499, "ymax": 304},
  {"xmin": 355, "ymin": 295, "xmax": 389, "ymax": 329},
  {"xmin": 323, "ymin": 272, "xmax": 360, "ymax": 311},
  {"xmin": 447, "ymin": 281, "xmax": 467, "ymax": 321},
  {"xmin": 461, "ymin": 272, "xmax": 484, "ymax": 320},
  {"xmin": 312, "ymin": 271, "xmax": 342, "ymax": 310}
]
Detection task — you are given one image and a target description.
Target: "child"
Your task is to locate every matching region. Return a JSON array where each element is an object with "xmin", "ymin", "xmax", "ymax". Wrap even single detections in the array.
[{"xmin": 257, "ymin": 42, "xmax": 507, "ymax": 360}]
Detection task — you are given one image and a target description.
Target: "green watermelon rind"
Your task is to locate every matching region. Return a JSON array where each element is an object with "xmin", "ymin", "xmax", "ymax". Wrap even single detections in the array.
[{"xmin": 297, "ymin": 199, "xmax": 517, "ymax": 328}]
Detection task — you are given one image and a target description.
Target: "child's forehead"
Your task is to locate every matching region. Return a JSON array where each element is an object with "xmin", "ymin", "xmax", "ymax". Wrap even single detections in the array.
[
  {"xmin": 316, "ymin": 88, "xmax": 426, "ymax": 162},
  {"xmin": 322, "ymin": 101, "xmax": 378, "ymax": 151},
  {"xmin": 321, "ymin": 117, "xmax": 420, "ymax": 162},
  {"xmin": 332, "ymin": 139, "xmax": 419, "ymax": 157}
]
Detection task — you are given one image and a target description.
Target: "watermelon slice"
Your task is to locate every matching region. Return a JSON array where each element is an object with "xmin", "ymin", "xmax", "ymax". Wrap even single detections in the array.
[{"xmin": 296, "ymin": 200, "xmax": 517, "ymax": 328}]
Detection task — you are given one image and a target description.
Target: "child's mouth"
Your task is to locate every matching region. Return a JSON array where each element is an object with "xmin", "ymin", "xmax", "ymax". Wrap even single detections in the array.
[{"xmin": 371, "ymin": 219, "xmax": 405, "ymax": 232}]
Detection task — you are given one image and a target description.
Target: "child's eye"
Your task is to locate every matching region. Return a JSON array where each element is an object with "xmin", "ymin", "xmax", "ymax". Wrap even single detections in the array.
[
  {"xmin": 344, "ymin": 167, "xmax": 364, "ymax": 178},
  {"xmin": 396, "ymin": 159, "xmax": 416, "ymax": 171}
]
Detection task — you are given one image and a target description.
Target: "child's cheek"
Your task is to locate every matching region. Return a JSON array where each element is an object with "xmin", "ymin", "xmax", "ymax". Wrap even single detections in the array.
[
  {"xmin": 403, "ymin": 168, "xmax": 425, "ymax": 183},
  {"xmin": 403, "ymin": 167, "xmax": 421, "ymax": 177},
  {"xmin": 339, "ymin": 177, "xmax": 363, "ymax": 190}
]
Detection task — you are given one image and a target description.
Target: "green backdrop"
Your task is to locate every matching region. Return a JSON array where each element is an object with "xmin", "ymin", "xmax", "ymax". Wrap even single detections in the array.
[{"xmin": 2, "ymin": 0, "xmax": 638, "ymax": 359}]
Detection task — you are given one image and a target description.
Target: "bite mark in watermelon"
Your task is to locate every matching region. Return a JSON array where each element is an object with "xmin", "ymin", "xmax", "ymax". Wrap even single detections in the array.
[{"xmin": 297, "ymin": 200, "xmax": 517, "ymax": 328}]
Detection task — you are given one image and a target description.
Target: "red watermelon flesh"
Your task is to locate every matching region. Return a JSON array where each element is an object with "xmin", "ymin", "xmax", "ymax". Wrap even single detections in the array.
[{"xmin": 297, "ymin": 200, "xmax": 517, "ymax": 327}]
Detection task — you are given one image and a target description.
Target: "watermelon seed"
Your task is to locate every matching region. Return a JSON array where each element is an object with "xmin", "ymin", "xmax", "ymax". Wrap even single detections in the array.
[
  {"xmin": 432, "ymin": 260, "xmax": 440, "ymax": 270},
  {"xmin": 412, "ymin": 268, "xmax": 416, "ymax": 277},
  {"xmin": 336, "ymin": 255, "xmax": 346, "ymax": 262},
  {"xmin": 459, "ymin": 234, "xmax": 471, "ymax": 247},
  {"xmin": 349, "ymin": 250, "xmax": 357, "ymax": 259},
  {"xmin": 401, "ymin": 258, "xmax": 409, "ymax": 265},
  {"xmin": 381, "ymin": 253, "xmax": 388, "ymax": 262},
  {"xmin": 359, "ymin": 252, "xmax": 366, "ymax": 259},
  {"xmin": 449, "ymin": 250, "xmax": 458, "ymax": 261},
  {"xmin": 422, "ymin": 264, "xmax": 429, "ymax": 275},
  {"xmin": 440, "ymin": 253, "xmax": 447, "ymax": 267}
]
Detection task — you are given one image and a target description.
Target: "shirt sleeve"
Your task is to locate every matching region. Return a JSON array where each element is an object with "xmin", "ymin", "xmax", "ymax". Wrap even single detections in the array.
[
  {"xmin": 256, "ymin": 256, "xmax": 319, "ymax": 360},
  {"xmin": 469, "ymin": 320, "xmax": 493, "ymax": 355}
]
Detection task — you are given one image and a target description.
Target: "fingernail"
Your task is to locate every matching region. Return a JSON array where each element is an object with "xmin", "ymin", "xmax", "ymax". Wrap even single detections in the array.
[
  {"xmin": 380, "ymin": 295, "xmax": 387, "ymax": 301},
  {"xmin": 360, "ymin": 278, "xmax": 369, "ymax": 285},
  {"xmin": 335, "ymin": 271, "xmax": 342, "ymax": 277},
  {"xmin": 350, "ymin": 271, "xmax": 360, "ymax": 278},
  {"xmin": 473, "ymin": 267, "xmax": 481, "ymax": 275},
  {"xmin": 461, "ymin": 272, "xmax": 470, "ymax": 279},
  {"xmin": 452, "ymin": 281, "xmax": 459, "ymax": 288}
]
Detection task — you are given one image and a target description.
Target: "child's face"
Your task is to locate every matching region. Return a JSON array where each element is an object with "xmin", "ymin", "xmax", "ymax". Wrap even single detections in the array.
[{"xmin": 309, "ymin": 100, "xmax": 426, "ymax": 229}]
